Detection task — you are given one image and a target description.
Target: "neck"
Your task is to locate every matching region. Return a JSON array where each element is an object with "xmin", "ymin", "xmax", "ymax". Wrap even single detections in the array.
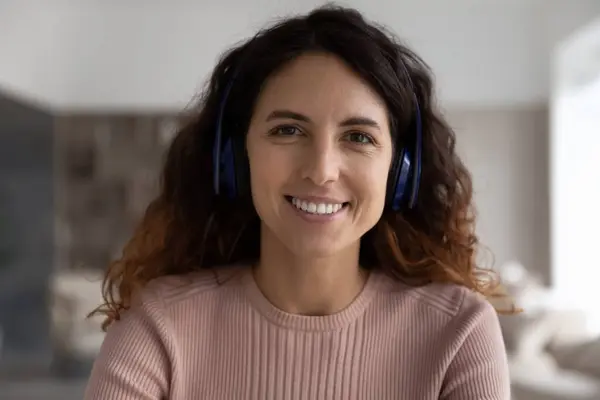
[{"xmin": 254, "ymin": 225, "xmax": 368, "ymax": 316}]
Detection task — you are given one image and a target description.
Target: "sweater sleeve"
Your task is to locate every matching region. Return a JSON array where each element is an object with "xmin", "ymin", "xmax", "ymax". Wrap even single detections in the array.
[
  {"xmin": 440, "ymin": 296, "xmax": 511, "ymax": 400},
  {"xmin": 84, "ymin": 291, "xmax": 171, "ymax": 400}
]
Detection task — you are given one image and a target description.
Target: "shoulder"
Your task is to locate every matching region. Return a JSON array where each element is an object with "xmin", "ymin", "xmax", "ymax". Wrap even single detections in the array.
[
  {"xmin": 136, "ymin": 265, "xmax": 247, "ymax": 313},
  {"xmin": 86, "ymin": 268, "xmax": 246, "ymax": 398},
  {"xmin": 377, "ymin": 274, "xmax": 508, "ymax": 379},
  {"xmin": 377, "ymin": 273, "xmax": 501, "ymax": 339},
  {"xmin": 382, "ymin": 273, "xmax": 495, "ymax": 318},
  {"xmin": 101, "ymin": 265, "xmax": 248, "ymax": 358},
  {"xmin": 110, "ymin": 265, "xmax": 247, "ymax": 336}
]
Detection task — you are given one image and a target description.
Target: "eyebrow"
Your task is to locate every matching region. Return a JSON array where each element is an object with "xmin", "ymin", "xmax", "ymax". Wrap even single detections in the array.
[{"xmin": 265, "ymin": 109, "xmax": 381, "ymax": 130}]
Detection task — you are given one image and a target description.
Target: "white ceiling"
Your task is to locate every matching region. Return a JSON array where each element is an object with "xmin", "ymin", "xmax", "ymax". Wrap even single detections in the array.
[{"xmin": 1, "ymin": 0, "xmax": 599, "ymax": 111}]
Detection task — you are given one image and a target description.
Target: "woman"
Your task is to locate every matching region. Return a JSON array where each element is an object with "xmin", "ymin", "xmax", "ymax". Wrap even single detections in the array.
[{"xmin": 85, "ymin": 5, "xmax": 512, "ymax": 400}]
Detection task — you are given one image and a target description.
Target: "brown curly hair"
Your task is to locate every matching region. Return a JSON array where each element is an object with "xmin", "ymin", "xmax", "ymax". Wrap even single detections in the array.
[{"xmin": 91, "ymin": 5, "xmax": 515, "ymax": 330}]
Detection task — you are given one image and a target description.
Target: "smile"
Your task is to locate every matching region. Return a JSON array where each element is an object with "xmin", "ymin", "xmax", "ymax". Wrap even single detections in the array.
[{"xmin": 286, "ymin": 196, "xmax": 348, "ymax": 216}]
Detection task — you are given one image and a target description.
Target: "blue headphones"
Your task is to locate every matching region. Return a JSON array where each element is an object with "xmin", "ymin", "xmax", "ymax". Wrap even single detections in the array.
[{"xmin": 212, "ymin": 73, "xmax": 423, "ymax": 212}]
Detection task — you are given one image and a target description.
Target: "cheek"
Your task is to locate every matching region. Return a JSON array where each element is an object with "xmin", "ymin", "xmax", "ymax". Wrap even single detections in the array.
[
  {"xmin": 248, "ymin": 154, "xmax": 273, "ymax": 221},
  {"xmin": 248, "ymin": 144, "xmax": 289, "ymax": 196},
  {"xmin": 355, "ymin": 156, "xmax": 391, "ymax": 206}
]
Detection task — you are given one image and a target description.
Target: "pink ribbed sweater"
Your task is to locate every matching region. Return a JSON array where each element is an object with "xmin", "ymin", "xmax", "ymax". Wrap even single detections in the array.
[{"xmin": 85, "ymin": 266, "xmax": 510, "ymax": 399}]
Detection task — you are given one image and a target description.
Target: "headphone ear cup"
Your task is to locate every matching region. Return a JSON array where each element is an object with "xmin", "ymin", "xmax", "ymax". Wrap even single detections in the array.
[
  {"xmin": 220, "ymin": 138, "xmax": 237, "ymax": 199},
  {"xmin": 231, "ymin": 135, "xmax": 249, "ymax": 198},
  {"xmin": 389, "ymin": 148, "xmax": 413, "ymax": 211}
]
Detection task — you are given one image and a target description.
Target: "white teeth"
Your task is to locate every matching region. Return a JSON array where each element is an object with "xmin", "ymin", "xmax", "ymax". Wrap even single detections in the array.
[{"xmin": 291, "ymin": 197, "xmax": 344, "ymax": 215}]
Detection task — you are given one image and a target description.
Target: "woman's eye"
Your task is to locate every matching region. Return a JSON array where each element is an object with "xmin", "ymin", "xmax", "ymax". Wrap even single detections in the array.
[
  {"xmin": 347, "ymin": 132, "xmax": 373, "ymax": 144},
  {"xmin": 274, "ymin": 126, "xmax": 299, "ymax": 136}
]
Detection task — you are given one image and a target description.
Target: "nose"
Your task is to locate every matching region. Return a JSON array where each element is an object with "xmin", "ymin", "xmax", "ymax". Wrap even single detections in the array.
[{"xmin": 300, "ymin": 137, "xmax": 341, "ymax": 186}]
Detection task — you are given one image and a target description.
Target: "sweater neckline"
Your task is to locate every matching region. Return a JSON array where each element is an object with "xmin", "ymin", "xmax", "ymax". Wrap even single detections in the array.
[{"xmin": 241, "ymin": 267, "xmax": 383, "ymax": 331}]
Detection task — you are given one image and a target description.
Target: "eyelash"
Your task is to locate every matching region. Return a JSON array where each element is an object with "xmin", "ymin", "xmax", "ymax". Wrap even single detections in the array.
[
  {"xmin": 269, "ymin": 125, "xmax": 376, "ymax": 145},
  {"xmin": 346, "ymin": 132, "xmax": 375, "ymax": 145},
  {"xmin": 271, "ymin": 125, "xmax": 299, "ymax": 136}
]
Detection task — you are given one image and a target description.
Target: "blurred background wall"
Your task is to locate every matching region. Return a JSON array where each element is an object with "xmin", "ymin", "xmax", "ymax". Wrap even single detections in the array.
[
  {"xmin": 1, "ymin": 0, "xmax": 600, "ymax": 399},
  {"xmin": 1, "ymin": 0, "xmax": 597, "ymax": 109},
  {"xmin": 0, "ymin": 92, "xmax": 53, "ymax": 368}
]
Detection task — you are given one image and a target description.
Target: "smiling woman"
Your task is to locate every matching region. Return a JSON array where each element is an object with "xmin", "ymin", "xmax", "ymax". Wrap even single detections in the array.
[
  {"xmin": 85, "ymin": 5, "xmax": 513, "ymax": 400},
  {"xmin": 246, "ymin": 52, "xmax": 393, "ymax": 262}
]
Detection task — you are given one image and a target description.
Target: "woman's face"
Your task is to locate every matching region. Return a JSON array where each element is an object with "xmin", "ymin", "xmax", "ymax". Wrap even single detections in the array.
[{"xmin": 246, "ymin": 52, "xmax": 393, "ymax": 258}]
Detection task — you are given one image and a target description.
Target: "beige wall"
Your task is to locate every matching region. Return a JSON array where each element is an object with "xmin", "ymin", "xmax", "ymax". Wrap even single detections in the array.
[{"xmin": 447, "ymin": 106, "xmax": 550, "ymax": 283}]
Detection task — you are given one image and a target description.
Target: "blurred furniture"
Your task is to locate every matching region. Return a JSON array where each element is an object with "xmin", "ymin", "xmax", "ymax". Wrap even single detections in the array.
[
  {"xmin": 49, "ymin": 269, "xmax": 105, "ymax": 377},
  {"xmin": 497, "ymin": 262, "xmax": 600, "ymax": 399},
  {"xmin": 1, "ymin": 378, "xmax": 86, "ymax": 400},
  {"xmin": 506, "ymin": 310, "xmax": 600, "ymax": 399}
]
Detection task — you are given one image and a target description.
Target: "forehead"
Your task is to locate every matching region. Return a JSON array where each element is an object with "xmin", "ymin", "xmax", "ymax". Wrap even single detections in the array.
[{"xmin": 252, "ymin": 52, "xmax": 389, "ymax": 125}]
